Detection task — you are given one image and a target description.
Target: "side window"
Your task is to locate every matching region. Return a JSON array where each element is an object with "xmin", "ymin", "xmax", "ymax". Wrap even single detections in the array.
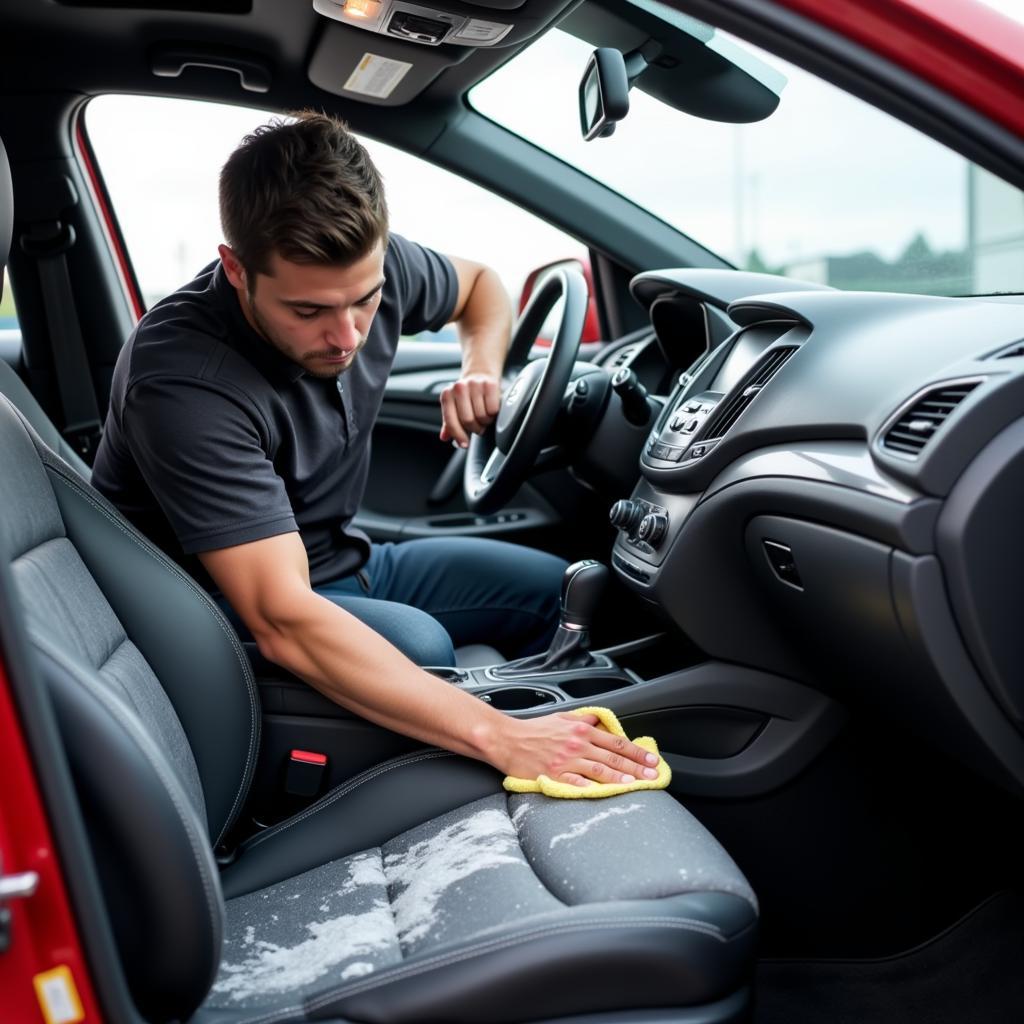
[
  {"xmin": 0, "ymin": 269, "xmax": 20, "ymax": 368},
  {"xmin": 84, "ymin": 96, "xmax": 587, "ymax": 337}
]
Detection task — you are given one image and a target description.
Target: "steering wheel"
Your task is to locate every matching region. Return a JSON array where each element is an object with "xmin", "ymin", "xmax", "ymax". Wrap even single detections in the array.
[{"xmin": 465, "ymin": 265, "xmax": 589, "ymax": 514}]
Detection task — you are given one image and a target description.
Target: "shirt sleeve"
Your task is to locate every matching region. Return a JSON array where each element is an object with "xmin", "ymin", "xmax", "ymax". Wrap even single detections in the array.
[
  {"xmin": 387, "ymin": 233, "xmax": 459, "ymax": 336},
  {"xmin": 123, "ymin": 375, "xmax": 298, "ymax": 554}
]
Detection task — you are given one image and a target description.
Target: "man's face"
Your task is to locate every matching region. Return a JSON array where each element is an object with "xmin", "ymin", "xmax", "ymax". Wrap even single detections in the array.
[{"xmin": 222, "ymin": 242, "xmax": 386, "ymax": 379}]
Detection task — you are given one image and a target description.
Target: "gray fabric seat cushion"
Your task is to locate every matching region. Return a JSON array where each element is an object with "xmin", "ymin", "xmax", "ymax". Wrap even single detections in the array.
[{"xmin": 198, "ymin": 754, "xmax": 757, "ymax": 1024}]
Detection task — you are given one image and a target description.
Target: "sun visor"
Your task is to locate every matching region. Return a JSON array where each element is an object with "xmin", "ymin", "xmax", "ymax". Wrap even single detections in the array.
[{"xmin": 309, "ymin": 23, "xmax": 468, "ymax": 104}]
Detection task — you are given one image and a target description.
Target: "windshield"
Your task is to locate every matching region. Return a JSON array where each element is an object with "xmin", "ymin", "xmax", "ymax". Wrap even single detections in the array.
[{"xmin": 471, "ymin": 23, "xmax": 1024, "ymax": 297}]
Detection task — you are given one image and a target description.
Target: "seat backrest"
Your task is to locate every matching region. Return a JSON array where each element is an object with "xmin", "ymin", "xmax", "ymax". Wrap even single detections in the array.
[
  {"xmin": 0, "ymin": 356, "xmax": 91, "ymax": 475},
  {"xmin": 0, "ymin": 135, "xmax": 260, "ymax": 1020},
  {"xmin": 0, "ymin": 397, "xmax": 230, "ymax": 1018}
]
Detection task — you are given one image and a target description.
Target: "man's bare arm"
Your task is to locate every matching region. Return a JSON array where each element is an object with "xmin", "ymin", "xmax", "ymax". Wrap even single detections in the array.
[
  {"xmin": 199, "ymin": 533, "xmax": 661, "ymax": 786},
  {"xmin": 437, "ymin": 255, "xmax": 512, "ymax": 448}
]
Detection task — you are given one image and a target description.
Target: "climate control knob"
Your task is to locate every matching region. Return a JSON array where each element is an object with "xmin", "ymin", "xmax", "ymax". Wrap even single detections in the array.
[
  {"xmin": 637, "ymin": 512, "xmax": 668, "ymax": 546},
  {"xmin": 609, "ymin": 499, "xmax": 643, "ymax": 535}
]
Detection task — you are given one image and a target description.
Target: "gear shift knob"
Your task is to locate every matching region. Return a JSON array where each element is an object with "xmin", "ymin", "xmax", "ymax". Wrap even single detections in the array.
[
  {"xmin": 490, "ymin": 560, "xmax": 608, "ymax": 679},
  {"xmin": 560, "ymin": 560, "xmax": 609, "ymax": 630}
]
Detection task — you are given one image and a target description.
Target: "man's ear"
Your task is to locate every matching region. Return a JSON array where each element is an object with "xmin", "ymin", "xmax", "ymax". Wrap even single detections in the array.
[{"xmin": 218, "ymin": 244, "xmax": 248, "ymax": 292}]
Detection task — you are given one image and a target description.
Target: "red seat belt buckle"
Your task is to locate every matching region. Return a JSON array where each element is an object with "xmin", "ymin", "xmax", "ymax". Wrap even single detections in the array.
[{"xmin": 286, "ymin": 749, "xmax": 328, "ymax": 797}]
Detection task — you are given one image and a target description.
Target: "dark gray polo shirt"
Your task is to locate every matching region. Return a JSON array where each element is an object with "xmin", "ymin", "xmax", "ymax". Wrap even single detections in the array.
[{"xmin": 92, "ymin": 234, "xmax": 457, "ymax": 589}]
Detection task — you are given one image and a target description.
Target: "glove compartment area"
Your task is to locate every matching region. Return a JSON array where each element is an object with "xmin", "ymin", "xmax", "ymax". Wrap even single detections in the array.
[{"xmin": 743, "ymin": 515, "xmax": 1024, "ymax": 794}]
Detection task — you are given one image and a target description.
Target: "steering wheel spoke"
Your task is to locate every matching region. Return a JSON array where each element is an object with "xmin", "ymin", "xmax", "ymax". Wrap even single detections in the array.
[{"xmin": 480, "ymin": 447, "xmax": 506, "ymax": 485}]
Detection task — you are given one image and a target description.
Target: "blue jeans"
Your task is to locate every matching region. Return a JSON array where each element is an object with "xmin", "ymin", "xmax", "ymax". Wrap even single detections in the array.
[{"xmin": 313, "ymin": 537, "xmax": 567, "ymax": 666}]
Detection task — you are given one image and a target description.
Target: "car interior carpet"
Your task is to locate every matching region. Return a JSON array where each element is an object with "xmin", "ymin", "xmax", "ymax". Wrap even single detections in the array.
[
  {"xmin": 503, "ymin": 705, "xmax": 671, "ymax": 798},
  {"xmin": 754, "ymin": 889, "xmax": 1024, "ymax": 1024}
]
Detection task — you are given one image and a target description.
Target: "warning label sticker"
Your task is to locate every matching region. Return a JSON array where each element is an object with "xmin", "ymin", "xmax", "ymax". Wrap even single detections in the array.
[
  {"xmin": 343, "ymin": 53, "xmax": 412, "ymax": 99},
  {"xmin": 33, "ymin": 966, "xmax": 85, "ymax": 1024}
]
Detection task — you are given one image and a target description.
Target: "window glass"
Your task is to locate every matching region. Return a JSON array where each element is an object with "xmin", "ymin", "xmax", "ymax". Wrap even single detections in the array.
[
  {"xmin": 471, "ymin": 23, "xmax": 1024, "ymax": 296},
  {"xmin": 84, "ymin": 96, "xmax": 587, "ymax": 334}
]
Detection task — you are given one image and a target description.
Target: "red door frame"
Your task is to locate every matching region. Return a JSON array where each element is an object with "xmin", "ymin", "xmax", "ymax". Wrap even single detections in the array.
[
  {"xmin": 772, "ymin": 0, "xmax": 1024, "ymax": 137},
  {"xmin": 0, "ymin": 656, "xmax": 102, "ymax": 1022}
]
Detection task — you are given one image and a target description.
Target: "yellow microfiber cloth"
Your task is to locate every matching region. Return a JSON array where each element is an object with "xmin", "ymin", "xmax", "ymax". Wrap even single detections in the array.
[{"xmin": 503, "ymin": 706, "xmax": 672, "ymax": 799}]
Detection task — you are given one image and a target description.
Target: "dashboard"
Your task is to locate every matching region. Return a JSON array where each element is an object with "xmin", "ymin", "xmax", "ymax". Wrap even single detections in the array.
[{"xmin": 601, "ymin": 269, "xmax": 1024, "ymax": 795}]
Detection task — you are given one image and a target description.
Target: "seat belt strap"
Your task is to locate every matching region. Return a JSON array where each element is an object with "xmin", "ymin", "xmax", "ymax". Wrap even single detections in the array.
[{"xmin": 21, "ymin": 218, "xmax": 103, "ymax": 462}]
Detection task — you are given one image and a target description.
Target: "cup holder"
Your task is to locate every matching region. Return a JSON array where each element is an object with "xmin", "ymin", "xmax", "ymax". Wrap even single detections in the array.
[
  {"xmin": 558, "ymin": 675, "xmax": 633, "ymax": 700},
  {"xmin": 478, "ymin": 686, "xmax": 559, "ymax": 710}
]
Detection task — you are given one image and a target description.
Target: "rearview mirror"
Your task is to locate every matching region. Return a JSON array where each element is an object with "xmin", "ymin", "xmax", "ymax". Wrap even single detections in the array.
[
  {"xmin": 567, "ymin": 6, "xmax": 785, "ymax": 126},
  {"xmin": 579, "ymin": 48, "xmax": 631, "ymax": 140}
]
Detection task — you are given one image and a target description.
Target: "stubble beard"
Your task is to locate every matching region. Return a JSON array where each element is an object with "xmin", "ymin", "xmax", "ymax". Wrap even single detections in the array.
[{"xmin": 246, "ymin": 290, "xmax": 366, "ymax": 379}]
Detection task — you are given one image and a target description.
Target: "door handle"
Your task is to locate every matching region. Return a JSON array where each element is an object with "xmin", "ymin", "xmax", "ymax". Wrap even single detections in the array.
[{"xmin": 151, "ymin": 45, "xmax": 272, "ymax": 93}]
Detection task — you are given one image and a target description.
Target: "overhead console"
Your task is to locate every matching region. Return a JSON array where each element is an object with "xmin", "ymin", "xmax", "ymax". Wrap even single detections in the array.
[
  {"xmin": 309, "ymin": 0, "xmax": 571, "ymax": 102},
  {"xmin": 314, "ymin": 0, "xmax": 524, "ymax": 48}
]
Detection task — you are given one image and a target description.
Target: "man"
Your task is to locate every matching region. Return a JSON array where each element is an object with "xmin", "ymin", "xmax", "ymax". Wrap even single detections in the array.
[{"xmin": 92, "ymin": 111, "xmax": 660, "ymax": 788}]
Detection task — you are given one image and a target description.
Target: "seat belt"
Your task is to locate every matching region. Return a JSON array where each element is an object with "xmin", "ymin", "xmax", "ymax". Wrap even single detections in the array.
[{"xmin": 19, "ymin": 174, "xmax": 103, "ymax": 462}]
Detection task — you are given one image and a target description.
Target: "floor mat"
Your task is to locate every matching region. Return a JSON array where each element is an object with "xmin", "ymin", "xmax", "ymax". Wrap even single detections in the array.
[{"xmin": 755, "ymin": 890, "xmax": 1024, "ymax": 1024}]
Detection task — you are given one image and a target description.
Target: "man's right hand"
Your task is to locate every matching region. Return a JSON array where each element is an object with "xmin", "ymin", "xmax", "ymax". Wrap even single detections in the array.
[{"xmin": 477, "ymin": 711, "xmax": 661, "ymax": 787}]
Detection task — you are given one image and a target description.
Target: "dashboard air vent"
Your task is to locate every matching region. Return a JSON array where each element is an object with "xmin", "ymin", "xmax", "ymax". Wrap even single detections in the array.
[
  {"xmin": 882, "ymin": 382, "xmax": 980, "ymax": 457},
  {"xmin": 993, "ymin": 340, "xmax": 1024, "ymax": 359},
  {"xmin": 702, "ymin": 346, "xmax": 796, "ymax": 439}
]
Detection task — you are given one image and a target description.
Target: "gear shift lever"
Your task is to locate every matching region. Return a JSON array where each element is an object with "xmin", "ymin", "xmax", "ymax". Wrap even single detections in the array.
[{"xmin": 492, "ymin": 560, "xmax": 609, "ymax": 677}]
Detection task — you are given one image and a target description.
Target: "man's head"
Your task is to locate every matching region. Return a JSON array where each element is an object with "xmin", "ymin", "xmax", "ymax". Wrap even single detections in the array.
[{"xmin": 218, "ymin": 111, "xmax": 389, "ymax": 378}]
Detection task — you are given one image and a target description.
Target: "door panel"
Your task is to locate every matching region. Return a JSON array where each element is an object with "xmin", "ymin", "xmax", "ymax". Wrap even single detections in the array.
[{"xmin": 357, "ymin": 339, "xmax": 562, "ymax": 544}]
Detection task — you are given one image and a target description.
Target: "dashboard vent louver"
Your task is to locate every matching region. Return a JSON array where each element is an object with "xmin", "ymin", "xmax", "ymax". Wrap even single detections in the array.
[
  {"xmin": 993, "ymin": 340, "xmax": 1024, "ymax": 359},
  {"xmin": 882, "ymin": 382, "xmax": 980, "ymax": 457},
  {"xmin": 702, "ymin": 346, "xmax": 797, "ymax": 440}
]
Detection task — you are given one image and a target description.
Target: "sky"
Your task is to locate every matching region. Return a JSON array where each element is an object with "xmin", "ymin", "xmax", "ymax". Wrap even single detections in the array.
[
  {"xmin": 84, "ymin": 1, "xmax": 1024, "ymax": 305},
  {"xmin": 978, "ymin": 0, "xmax": 1024, "ymax": 17}
]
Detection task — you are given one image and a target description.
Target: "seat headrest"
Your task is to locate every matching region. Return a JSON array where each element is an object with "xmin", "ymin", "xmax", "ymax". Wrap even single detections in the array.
[{"xmin": 0, "ymin": 135, "xmax": 11, "ymax": 295}]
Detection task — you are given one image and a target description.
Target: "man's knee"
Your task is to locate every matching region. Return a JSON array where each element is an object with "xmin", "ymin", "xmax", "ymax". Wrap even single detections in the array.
[{"xmin": 390, "ymin": 607, "xmax": 456, "ymax": 667}]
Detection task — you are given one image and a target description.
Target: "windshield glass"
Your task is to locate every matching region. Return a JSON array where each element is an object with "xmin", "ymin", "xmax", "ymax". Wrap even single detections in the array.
[{"xmin": 471, "ymin": 22, "xmax": 1024, "ymax": 296}]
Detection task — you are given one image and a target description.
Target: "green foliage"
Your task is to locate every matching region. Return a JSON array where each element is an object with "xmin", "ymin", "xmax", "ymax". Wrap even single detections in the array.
[{"xmin": 0, "ymin": 284, "xmax": 16, "ymax": 323}]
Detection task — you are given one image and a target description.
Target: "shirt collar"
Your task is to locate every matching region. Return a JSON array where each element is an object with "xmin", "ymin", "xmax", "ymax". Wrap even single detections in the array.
[{"xmin": 213, "ymin": 261, "xmax": 307, "ymax": 384}]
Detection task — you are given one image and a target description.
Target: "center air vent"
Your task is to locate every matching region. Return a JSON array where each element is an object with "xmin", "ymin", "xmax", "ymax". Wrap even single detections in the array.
[
  {"xmin": 701, "ymin": 346, "xmax": 796, "ymax": 440},
  {"xmin": 881, "ymin": 381, "xmax": 981, "ymax": 458}
]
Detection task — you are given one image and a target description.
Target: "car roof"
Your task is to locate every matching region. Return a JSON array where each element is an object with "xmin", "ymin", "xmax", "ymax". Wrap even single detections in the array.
[{"xmin": 0, "ymin": 0, "xmax": 577, "ymax": 148}]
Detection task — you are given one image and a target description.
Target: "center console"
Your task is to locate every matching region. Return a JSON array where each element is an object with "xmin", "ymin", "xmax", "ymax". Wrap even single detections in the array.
[{"xmin": 425, "ymin": 632, "xmax": 671, "ymax": 710}]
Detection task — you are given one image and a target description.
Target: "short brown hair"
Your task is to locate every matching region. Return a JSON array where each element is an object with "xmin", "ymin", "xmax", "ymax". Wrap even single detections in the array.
[{"xmin": 219, "ymin": 110, "xmax": 388, "ymax": 277}]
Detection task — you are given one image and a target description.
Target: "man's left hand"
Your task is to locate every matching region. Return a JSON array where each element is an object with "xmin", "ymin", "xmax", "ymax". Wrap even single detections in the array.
[{"xmin": 439, "ymin": 372, "xmax": 502, "ymax": 449}]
